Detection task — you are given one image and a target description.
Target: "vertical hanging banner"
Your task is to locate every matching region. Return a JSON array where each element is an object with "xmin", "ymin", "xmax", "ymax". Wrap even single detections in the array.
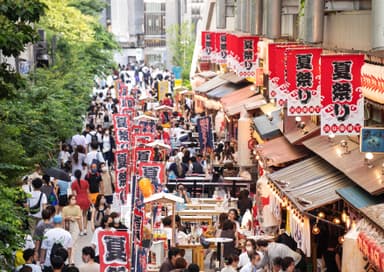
[
  {"xmin": 133, "ymin": 147, "xmax": 154, "ymax": 163},
  {"xmin": 201, "ymin": 31, "xmax": 213, "ymax": 61},
  {"xmin": 320, "ymin": 54, "xmax": 365, "ymax": 135},
  {"xmin": 98, "ymin": 230, "xmax": 130, "ymax": 271},
  {"xmin": 226, "ymin": 33, "xmax": 234, "ymax": 69},
  {"xmin": 237, "ymin": 36, "xmax": 259, "ymax": 79},
  {"xmin": 286, "ymin": 48, "xmax": 322, "ymax": 116},
  {"xmin": 196, "ymin": 116, "xmax": 214, "ymax": 153},
  {"xmin": 215, "ymin": 32, "xmax": 227, "ymax": 64},
  {"xmin": 268, "ymin": 43, "xmax": 299, "ymax": 107},
  {"xmin": 210, "ymin": 32, "xmax": 217, "ymax": 64},
  {"xmin": 138, "ymin": 161, "xmax": 165, "ymax": 192}
]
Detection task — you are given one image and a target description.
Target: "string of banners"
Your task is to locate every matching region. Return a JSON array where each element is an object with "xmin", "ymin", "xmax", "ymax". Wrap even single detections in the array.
[
  {"xmin": 200, "ymin": 31, "xmax": 365, "ymax": 136},
  {"xmin": 96, "ymin": 80, "xmax": 166, "ymax": 271}
]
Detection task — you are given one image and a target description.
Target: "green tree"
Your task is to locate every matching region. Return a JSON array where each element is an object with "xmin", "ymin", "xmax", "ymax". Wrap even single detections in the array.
[
  {"xmin": 167, "ymin": 21, "xmax": 195, "ymax": 81},
  {"xmin": 0, "ymin": 0, "xmax": 119, "ymax": 268}
]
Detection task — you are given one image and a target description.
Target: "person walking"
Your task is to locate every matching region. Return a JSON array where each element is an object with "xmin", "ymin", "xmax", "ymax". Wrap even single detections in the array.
[
  {"xmin": 79, "ymin": 246, "xmax": 100, "ymax": 272},
  {"xmin": 85, "ymin": 163, "xmax": 103, "ymax": 205},
  {"xmin": 61, "ymin": 195, "xmax": 82, "ymax": 264},
  {"xmin": 40, "ymin": 215, "xmax": 72, "ymax": 270},
  {"xmin": 71, "ymin": 170, "xmax": 91, "ymax": 236},
  {"xmin": 27, "ymin": 178, "xmax": 48, "ymax": 234},
  {"xmin": 99, "ymin": 163, "xmax": 114, "ymax": 204},
  {"xmin": 90, "ymin": 194, "xmax": 110, "ymax": 232}
]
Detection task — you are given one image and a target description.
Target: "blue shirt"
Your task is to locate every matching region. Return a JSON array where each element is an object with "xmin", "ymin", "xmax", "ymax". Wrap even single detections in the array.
[{"xmin": 57, "ymin": 180, "xmax": 69, "ymax": 196}]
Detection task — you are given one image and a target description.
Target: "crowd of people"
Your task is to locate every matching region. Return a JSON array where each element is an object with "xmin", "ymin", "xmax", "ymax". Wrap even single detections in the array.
[{"xmin": 14, "ymin": 61, "xmax": 321, "ymax": 272}]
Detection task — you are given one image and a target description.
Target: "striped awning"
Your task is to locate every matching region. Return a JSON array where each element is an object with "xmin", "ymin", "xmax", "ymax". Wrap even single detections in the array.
[{"xmin": 268, "ymin": 156, "xmax": 352, "ymax": 211}]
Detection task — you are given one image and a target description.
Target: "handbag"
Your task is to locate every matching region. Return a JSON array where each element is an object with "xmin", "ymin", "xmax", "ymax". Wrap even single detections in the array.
[{"xmin": 29, "ymin": 192, "xmax": 43, "ymax": 214}]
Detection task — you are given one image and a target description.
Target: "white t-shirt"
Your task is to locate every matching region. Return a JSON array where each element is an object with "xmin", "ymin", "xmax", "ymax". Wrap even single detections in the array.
[
  {"xmin": 71, "ymin": 134, "xmax": 87, "ymax": 149},
  {"xmin": 79, "ymin": 263, "xmax": 100, "ymax": 272},
  {"xmin": 84, "ymin": 150, "xmax": 105, "ymax": 167},
  {"xmin": 28, "ymin": 191, "xmax": 47, "ymax": 218},
  {"xmin": 86, "ymin": 131, "xmax": 102, "ymax": 145},
  {"xmin": 41, "ymin": 227, "xmax": 72, "ymax": 267},
  {"xmin": 16, "ymin": 264, "xmax": 42, "ymax": 272}
]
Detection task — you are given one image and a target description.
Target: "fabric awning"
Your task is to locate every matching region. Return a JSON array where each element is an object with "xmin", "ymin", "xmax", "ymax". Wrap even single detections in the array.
[
  {"xmin": 220, "ymin": 85, "xmax": 255, "ymax": 106},
  {"xmin": 206, "ymin": 82, "xmax": 251, "ymax": 99},
  {"xmin": 336, "ymin": 185, "xmax": 384, "ymax": 210},
  {"xmin": 360, "ymin": 203, "xmax": 384, "ymax": 231},
  {"xmin": 303, "ymin": 135, "xmax": 384, "ymax": 195},
  {"xmin": 195, "ymin": 75, "xmax": 228, "ymax": 93},
  {"xmin": 257, "ymin": 136, "xmax": 309, "ymax": 167},
  {"xmin": 268, "ymin": 156, "xmax": 352, "ymax": 211},
  {"xmin": 195, "ymin": 71, "xmax": 217, "ymax": 79},
  {"xmin": 219, "ymin": 71, "xmax": 244, "ymax": 84},
  {"xmin": 226, "ymin": 95, "xmax": 266, "ymax": 116},
  {"xmin": 253, "ymin": 110, "xmax": 282, "ymax": 140}
]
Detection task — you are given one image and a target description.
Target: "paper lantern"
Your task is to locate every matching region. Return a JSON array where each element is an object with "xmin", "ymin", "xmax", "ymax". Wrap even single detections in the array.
[
  {"xmin": 379, "ymin": 248, "xmax": 384, "ymax": 271},
  {"xmin": 139, "ymin": 178, "xmax": 153, "ymax": 198}
]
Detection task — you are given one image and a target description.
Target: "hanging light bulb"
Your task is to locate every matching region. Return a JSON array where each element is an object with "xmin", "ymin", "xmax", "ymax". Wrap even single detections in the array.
[
  {"xmin": 312, "ymin": 224, "xmax": 320, "ymax": 235},
  {"xmin": 318, "ymin": 211, "xmax": 325, "ymax": 219},
  {"xmin": 333, "ymin": 217, "xmax": 341, "ymax": 225}
]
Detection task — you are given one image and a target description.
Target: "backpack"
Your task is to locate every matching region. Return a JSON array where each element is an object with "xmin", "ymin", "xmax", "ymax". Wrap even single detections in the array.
[
  {"xmin": 50, "ymin": 242, "xmax": 64, "ymax": 260},
  {"xmin": 29, "ymin": 192, "xmax": 43, "ymax": 214},
  {"xmin": 91, "ymin": 151, "xmax": 103, "ymax": 170},
  {"xmin": 90, "ymin": 132, "xmax": 99, "ymax": 146}
]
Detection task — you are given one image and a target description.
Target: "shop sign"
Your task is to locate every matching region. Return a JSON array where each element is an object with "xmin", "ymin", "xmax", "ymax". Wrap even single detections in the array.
[
  {"xmin": 286, "ymin": 48, "xmax": 322, "ymax": 116},
  {"xmin": 214, "ymin": 32, "xmax": 227, "ymax": 64},
  {"xmin": 98, "ymin": 230, "xmax": 130, "ymax": 271},
  {"xmin": 320, "ymin": 54, "xmax": 364, "ymax": 135},
  {"xmin": 360, "ymin": 127, "xmax": 384, "ymax": 153},
  {"xmin": 201, "ymin": 31, "xmax": 213, "ymax": 61},
  {"xmin": 236, "ymin": 36, "xmax": 260, "ymax": 79}
]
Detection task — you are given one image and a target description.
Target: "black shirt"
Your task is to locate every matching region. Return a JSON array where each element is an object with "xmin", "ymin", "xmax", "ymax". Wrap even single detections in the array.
[{"xmin": 85, "ymin": 172, "xmax": 102, "ymax": 193}]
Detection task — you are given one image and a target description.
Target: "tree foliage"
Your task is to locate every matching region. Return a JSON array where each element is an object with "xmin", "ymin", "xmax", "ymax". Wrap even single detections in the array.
[
  {"xmin": 167, "ymin": 21, "xmax": 195, "ymax": 81},
  {"xmin": 0, "ymin": 0, "xmax": 46, "ymax": 98},
  {"xmin": 0, "ymin": 0, "xmax": 118, "ymax": 268}
]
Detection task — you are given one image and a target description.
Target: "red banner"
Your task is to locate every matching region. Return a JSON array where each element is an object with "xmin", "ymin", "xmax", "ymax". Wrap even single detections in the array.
[
  {"xmin": 98, "ymin": 230, "xmax": 130, "ymax": 271},
  {"xmin": 214, "ymin": 32, "xmax": 227, "ymax": 64},
  {"xmin": 138, "ymin": 161, "xmax": 165, "ymax": 188},
  {"xmin": 268, "ymin": 43, "xmax": 300, "ymax": 107},
  {"xmin": 286, "ymin": 48, "xmax": 322, "ymax": 116},
  {"xmin": 236, "ymin": 36, "xmax": 259, "ymax": 79},
  {"xmin": 320, "ymin": 54, "xmax": 364, "ymax": 135},
  {"xmin": 201, "ymin": 31, "xmax": 213, "ymax": 61}
]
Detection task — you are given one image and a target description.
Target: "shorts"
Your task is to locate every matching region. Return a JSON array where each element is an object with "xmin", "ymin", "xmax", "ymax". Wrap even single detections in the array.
[
  {"xmin": 89, "ymin": 193, "xmax": 99, "ymax": 205},
  {"xmin": 59, "ymin": 195, "xmax": 68, "ymax": 206}
]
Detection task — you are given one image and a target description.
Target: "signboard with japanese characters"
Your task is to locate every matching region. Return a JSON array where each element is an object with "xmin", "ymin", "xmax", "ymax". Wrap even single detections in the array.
[
  {"xmin": 138, "ymin": 162, "xmax": 165, "ymax": 191},
  {"xmin": 360, "ymin": 127, "xmax": 384, "ymax": 153},
  {"xmin": 320, "ymin": 54, "xmax": 364, "ymax": 135},
  {"xmin": 201, "ymin": 31, "xmax": 213, "ymax": 61},
  {"xmin": 236, "ymin": 36, "xmax": 259, "ymax": 79},
  {"xmin": 286, "ymin": 48, "xmax": 322, "ymax": 116},
  {"xmin": 214, "ymin": 32, "xmax": 227, "ymax": 64},
  {"xmin": 138, "ymin": 120, "xmax": 157, "ymax": 133},
  {"xmin": 98, "ymin": 230, "xmax": 130, "ymax": 271},
  {"xmin": 134, "ymin": 147, "xmax": 154, "ymax": 163},
  {"xmin": 268, "ymin": 43, "xmax": 300, "ymax": 107},
  {"xmin": 113, "ymin": 114, "xmax": 130, "ymax": 130},
  {"xmin": 114, "ymin": 150, "xmax": 129, "ymax": 170},
  {"xmin": 115, "ymin": 129, "xmax": 130, "ymax": 145},
  {"xmin": 196, "ymin": 116, "xmax": 214, "ymax": 153},
  {"xmin": 120, "ymin": 96, "xmax": 135, "ymax": 110},
  {"xmin": 132, "ymin": 209, "xmax": 144, "ymax": 246}
]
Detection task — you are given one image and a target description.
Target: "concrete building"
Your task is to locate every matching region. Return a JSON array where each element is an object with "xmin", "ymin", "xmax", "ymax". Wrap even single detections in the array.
[{"xmin": 104, "ymin": 0, "xmax": 145, "ymax": 66}]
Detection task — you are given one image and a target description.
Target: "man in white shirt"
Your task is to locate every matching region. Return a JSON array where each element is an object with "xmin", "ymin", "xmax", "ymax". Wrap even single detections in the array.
[
  {"xmin": 27, "ymin": 178, "xmax": 48, "ymax": 234},
  {"xmin": 40, "ymin": 215, "xmax": 72, "ymax": 269},
  {"xmin": 71, "ymin": 134, "xmax": 87, "ymax": 150},
  {"xmin": 84, "ymin": 142, "xmax": 105, "ymax": 168}
]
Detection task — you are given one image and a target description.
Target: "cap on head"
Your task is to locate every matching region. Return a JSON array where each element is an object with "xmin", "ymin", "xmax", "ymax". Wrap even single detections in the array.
[{"xmin": 53, "ymin": 215, "xmax": 63, "ymax": 224}]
